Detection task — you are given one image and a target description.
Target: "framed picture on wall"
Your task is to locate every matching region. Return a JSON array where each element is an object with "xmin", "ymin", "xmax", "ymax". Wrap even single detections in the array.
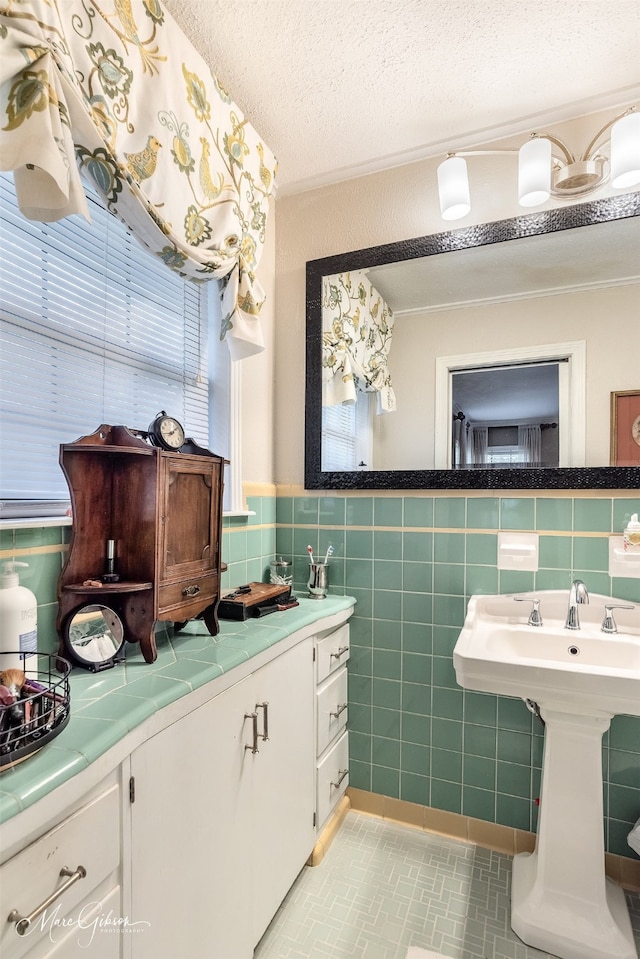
[{"xmin": 610, "ymin": 390, "xmax": 640, "ymax": 466}]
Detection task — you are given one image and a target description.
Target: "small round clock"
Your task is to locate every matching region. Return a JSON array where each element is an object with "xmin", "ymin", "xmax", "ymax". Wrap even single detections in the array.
[
  {"xmin": 148, "ymin": 411, "xmax": 185, "ymax": 450},
  {"xmin": 632, "ymin": 414, "xmax": 640, "ymax": 448}
]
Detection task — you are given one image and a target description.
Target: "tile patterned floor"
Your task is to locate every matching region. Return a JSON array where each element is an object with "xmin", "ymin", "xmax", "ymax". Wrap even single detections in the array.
[{"xmin": 254, "ymin": 811, "xmax": 640, "ymax": 959}]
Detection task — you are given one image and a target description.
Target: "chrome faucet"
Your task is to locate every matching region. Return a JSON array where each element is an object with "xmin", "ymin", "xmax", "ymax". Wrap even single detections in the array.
[{"xmin": 565, "ymin": 578, "xmax": 589, "ymax": 630}]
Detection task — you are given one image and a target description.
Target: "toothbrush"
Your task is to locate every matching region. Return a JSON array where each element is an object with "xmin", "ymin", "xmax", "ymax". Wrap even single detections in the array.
[
  {"xmin": 323, "ymin": 544, "xmax": 334, "ymax": 564},
  {"xmin": 307, "ymin": 544, "xmax": 315, "ymax": 564}
]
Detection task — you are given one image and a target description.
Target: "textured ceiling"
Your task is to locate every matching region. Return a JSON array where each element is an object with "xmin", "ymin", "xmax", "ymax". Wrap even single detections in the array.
[{"xmin": 163, "ymin": 0, "xmax": 640, "ymax": 195}]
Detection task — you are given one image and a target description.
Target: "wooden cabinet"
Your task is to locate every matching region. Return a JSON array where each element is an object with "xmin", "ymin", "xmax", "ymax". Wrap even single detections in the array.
[
  {"xmin": 56, "ymin": 425, "xmax": 225, "ymax": 663},
  {"xmin": 129, "ymin": 638, "xmax": 315, "ymax": 959}
]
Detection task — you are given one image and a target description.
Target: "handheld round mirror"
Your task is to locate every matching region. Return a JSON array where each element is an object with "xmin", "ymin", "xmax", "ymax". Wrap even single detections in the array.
[{"xmin": 65, "ymin": 604, "xmax": 125, "ymax": 671}]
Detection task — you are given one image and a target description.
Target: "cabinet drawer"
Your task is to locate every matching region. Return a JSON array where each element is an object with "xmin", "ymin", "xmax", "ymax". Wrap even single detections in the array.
[
  {"xmin": 157, "ymin": 573, "xmax": 216, "ymax": 614},
  {"xmin": 316, "ymin": 730, "xmax": 349, "ymax": 830},
  {"xmin": 0, "ymin": 784, "xmax": 120, "ymax": 959},
  {"xmin": 316, "ymin": 666, "xmax": 348, "ymax": 757},
  {"xmin": 316, "ymin": 623, "xmax": 350, "ymax": 684}
]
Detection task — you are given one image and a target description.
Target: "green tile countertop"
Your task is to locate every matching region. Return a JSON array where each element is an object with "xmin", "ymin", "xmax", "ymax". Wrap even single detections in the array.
[{"xmin": 0, "ymin": 595, "xmax": 356, "ymax": 826}]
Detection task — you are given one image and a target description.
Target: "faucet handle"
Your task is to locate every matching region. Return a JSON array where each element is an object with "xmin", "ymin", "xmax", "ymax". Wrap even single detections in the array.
[
  {"xmin": 601, "ymin": 603, "xmax": 635, "ymax": 634},
  {"xmin": 514, "ymin": 597, "xmax": 543, "ymax": 627}
]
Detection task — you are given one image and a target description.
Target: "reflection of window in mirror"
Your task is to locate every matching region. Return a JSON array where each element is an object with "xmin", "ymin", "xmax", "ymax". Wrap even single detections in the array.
[
  {"xmin": 322, "ymin": 393, "xmax": 373, "ymax": 470},
  {"xmin": 451, "ymin": 363, "xmax": 560, "ymax": 469}
]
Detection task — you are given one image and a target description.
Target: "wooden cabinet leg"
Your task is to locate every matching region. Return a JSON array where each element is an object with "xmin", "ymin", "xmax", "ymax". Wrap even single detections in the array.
[
  {"xmin": 202, "ymin": 602, "xmax": 219, "ymax": 637},
  {"xmin": 121, "ymin": 595, "xmax": 157, "ymax": 663},
  {"xmin": 138, "ymin": 629, "xmax": 158, "ymax": 664}
]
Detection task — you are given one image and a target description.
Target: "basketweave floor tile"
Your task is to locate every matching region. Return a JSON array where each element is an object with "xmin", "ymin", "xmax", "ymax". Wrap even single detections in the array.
[{"xmin": 254, "ymin": 811, "xmax": 640, "ymax": 959}]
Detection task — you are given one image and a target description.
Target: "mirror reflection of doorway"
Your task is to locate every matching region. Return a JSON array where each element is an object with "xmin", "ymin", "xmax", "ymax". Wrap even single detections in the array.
[{"xmin": 451, "ymin": 362, "xmax": 561, "ymax": 469}]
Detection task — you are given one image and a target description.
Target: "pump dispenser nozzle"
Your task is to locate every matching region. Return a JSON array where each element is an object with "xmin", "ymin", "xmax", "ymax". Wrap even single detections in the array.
[{"xmin": 0, "ymin": 561, "xmax": 29, "ymax": 588}]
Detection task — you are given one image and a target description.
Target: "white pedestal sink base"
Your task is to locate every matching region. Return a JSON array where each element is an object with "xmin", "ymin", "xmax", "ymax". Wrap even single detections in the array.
[
  {"xmin": 510, "ymin": 706, "xmax": 637, "ymax": 959},
  {"xmin": 512, "ymin": 852, "xmax": 636, "ymax": 959}
]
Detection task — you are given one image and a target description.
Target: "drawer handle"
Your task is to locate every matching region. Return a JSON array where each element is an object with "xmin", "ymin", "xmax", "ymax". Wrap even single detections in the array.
[
  {"xmin": 244, "ymin": 712, "xmax": 259, "ymax": 754},
  {"xmin": 182, "ymin": 584, "xmax": 201, "ymax": 597},
  {"xmin": 330, "ymin": 703, "xmax": 348, "ymax": 719},
  {"xmin": 330, "ymin": 769, "xmax": 349, "ymax": 789},
  {"xmin": 330, "ymin": 645, "xmax": 349, "ymax": 661},
  {"xmin": 256, "ymin": 701, "xmax": 269, "ymax": 742},
  {"xmin": 9, "ymin": 865, "xmax": 87, "ymax": 936}
]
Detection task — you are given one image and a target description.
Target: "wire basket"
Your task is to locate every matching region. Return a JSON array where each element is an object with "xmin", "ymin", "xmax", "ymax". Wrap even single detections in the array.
[{"xmin": 0, "ymin": 652, "xmax": 71, "ymax": 770}]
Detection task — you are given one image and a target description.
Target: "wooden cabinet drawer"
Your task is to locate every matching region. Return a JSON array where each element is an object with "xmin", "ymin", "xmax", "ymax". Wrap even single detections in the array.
[
  {"xmin": 316, "ymin": 666, "xmax": 348, "ymax": 757},
  {"xmin": 157, "ymin": 573, "xmax": 216, "ymax": 614},
  {"xmin": 315, "ymin": 624, "xmax": 350, "ymax": 684},
  {"xmin": 0, "ymin": 784, "xmax": 120, "ymax": 959},
  {"xmin": 316, "ymin": 730, "xmax": 349, "ymax": 830}
]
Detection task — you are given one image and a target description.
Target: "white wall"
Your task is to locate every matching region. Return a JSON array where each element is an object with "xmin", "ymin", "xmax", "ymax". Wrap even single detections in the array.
[
  {"xmin": 240, "ymin": 203, "xmax": 276, "ymax": 485},
  {"xmin": 381, "ymin": 283, "xmax": 639, "ymax": 469}
]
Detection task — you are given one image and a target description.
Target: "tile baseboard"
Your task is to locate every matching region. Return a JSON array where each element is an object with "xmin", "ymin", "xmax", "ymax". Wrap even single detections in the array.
[
  {"xmin": 307, "ymin": 795, "xmax": 351, "ymax": 867},
  {"xmin": 347, "ymin": 787, "xmax": 640, "ymax": 892}
]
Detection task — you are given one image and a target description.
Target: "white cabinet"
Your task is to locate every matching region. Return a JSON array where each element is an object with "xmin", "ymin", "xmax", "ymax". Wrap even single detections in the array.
[
  {"xmin": 1, "ymin": 605, "xmax": 354, "ymax": 959},
  {"xmin": 129, "ymin": 636, "xmax": 315, "ymax": 959},
  {"xmin": 314, "ymin": 623, "xmax": 350, "ymax": 832},
  {"xmin": 0, "ymin": 777, "xmax": 122, "ymax": 959}
]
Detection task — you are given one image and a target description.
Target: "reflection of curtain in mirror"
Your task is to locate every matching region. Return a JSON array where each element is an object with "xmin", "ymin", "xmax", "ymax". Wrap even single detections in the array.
[
  {"xmin": 518, "ymin": 425, "xmax": 542, "ymax": 464},
  {"xmin": 471, "ymin": 427, "xmax": 488, "ymax": 465},
  {"xmin": 322, "ymin": 271, "xmax": 396, "ymax": 412},
  {"xmin": 452, "ymin": 413, "xmax": 467, "ymax": 468}
]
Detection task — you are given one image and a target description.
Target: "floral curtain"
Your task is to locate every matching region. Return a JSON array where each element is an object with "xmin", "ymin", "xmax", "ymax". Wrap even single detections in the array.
[
  {"xmin": 0, "ymin": 0, "xmax": 277, "ymax": 360},
  {"xmin": 322, "ymin": 270, "xmax": 396, "ymax": 414}
]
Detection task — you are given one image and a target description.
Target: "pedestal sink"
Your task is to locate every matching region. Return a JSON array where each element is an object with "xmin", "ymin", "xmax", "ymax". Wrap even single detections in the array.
[{"xmin": 453, "ymin": 590, "xmax": 640, "ymax": 959}]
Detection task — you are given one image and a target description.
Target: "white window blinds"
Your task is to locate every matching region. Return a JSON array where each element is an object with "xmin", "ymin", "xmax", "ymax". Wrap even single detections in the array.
[
  {"xmin": 0, "ymin": 173, "xmax": 209, "ymax": 503},
  {"xmin": 321, "ymin": 393, "xmax": 372, "ymax": 471}
]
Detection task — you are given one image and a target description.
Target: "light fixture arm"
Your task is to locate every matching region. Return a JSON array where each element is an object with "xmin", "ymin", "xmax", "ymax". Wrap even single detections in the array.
[
  {"xmin": 529, "ymin": 133, "xmax": 574, "ymax": 165},
  {"xmin": 528, "ymin": 106, "xmax": 637, "ymax": 166},
  {"xmin": 581, "ymin": 105, "xmax": 636, "ymax": 161}
]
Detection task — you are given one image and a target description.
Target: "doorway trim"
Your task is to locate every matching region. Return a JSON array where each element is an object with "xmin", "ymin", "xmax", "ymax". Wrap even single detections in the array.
[{"xmin": 434, "ymin": 341, "xmax": 586, "ymax": 469}]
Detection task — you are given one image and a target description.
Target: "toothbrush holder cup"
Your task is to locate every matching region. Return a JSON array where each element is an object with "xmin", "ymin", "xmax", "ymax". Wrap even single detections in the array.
[{"xmin": 307, "ymin": 562, "xmax": 328, "ymax": 599}]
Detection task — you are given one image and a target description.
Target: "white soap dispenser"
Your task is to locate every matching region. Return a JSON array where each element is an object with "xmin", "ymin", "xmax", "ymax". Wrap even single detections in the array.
[
  {"xmin": 0, "ymin": 561, "xmax": 38, "ymax": 671},
  {"xmin": 623, "ymin": 514, "xmax": 640, "ymax": 553}
]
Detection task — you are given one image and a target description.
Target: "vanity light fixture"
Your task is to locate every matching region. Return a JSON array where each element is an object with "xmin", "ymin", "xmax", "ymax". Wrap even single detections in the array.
[{"xmin": 438, "ymin": 105, "xmax": 640, "ymax": 220}]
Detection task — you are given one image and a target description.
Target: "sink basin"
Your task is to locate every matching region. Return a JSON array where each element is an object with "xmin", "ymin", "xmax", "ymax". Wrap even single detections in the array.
[
  {"xmin": 454, "ymin": 590, "xmax": 640, "ymax": 717},
  {"xmin": 454, "ymin": 590, "xmax": 639, "ymax": 959}
]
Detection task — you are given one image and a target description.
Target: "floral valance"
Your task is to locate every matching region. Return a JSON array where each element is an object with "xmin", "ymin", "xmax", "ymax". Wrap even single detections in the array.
[
  {"xmin": 322, "ymin": 270, "xmax": 396, "ymax": 413},
  {"xmin": 0, "ymin": 0, "xmax": 277, "ymax": 360}
]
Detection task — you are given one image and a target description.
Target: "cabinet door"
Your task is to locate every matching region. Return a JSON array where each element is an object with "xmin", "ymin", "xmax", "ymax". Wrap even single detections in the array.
[
  {"xmin": 159, "ymin": 455, "xmax": 221, "ymax": 583},
  {"xmin": 130, "ymin": 677, "xmax": 254, "ymax": 959},
  {"xmin": 250, "ymin": 637, "xmax": 315, "ymax": 944}
]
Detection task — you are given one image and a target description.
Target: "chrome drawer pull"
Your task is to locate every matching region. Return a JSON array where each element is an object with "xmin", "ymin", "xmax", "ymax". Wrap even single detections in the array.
[
  {"xmin": 330, "ymin": 703, "xmax": 348, "ymax": 719},
  {"xmin": 330, "ymin": 645, "xmax": 349, "ymax": 661},
  {"xmin": 244, "ymin": 712, "xmax": 259, "ymax": 753},
  {"xmin": 182, "ymin": 584, "xmax": 201, "ymax": 597},
  {"xmin": 9, "ymin": 865, "xmax": 87, "ymax": 935},
  {"xmin": 330, "ymin": 769, "xmax": 349, "ymax": 789},
  {"xmin": 256, "ymin": 702, "xmax": 269, "ymax": 742}
]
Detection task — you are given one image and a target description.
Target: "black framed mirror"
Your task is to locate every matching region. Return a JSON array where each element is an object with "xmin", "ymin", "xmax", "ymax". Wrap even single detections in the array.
[
  {"xmin": 305, "ymin": 192, "xmax": 640, "ymax": 490},
  {"xmin": 63, "ymin": 604, "xmax": 125, "ymax": 672}
]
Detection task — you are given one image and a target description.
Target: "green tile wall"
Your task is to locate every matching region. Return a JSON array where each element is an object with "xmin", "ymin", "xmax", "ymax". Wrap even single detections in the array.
[
  {"xmin": 0, "ymin": 497, "xmax": 278, "ymax": 656},
  {"xmin": 3, "ymin": 492, "xmax": 639, "ymax": 860},
  {"xmin": 276, "ymin": 492, "xmax": 640, "ymax": 861}
]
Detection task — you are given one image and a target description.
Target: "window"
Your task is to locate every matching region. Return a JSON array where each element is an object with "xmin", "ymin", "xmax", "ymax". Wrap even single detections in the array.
[
  {"xmin": 321, "ymin": 393, "xmax": 373, "ymax": 471},
  {"xmin": 0, "ymin": 172, "xmax": 216, "ymax": 511}
]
